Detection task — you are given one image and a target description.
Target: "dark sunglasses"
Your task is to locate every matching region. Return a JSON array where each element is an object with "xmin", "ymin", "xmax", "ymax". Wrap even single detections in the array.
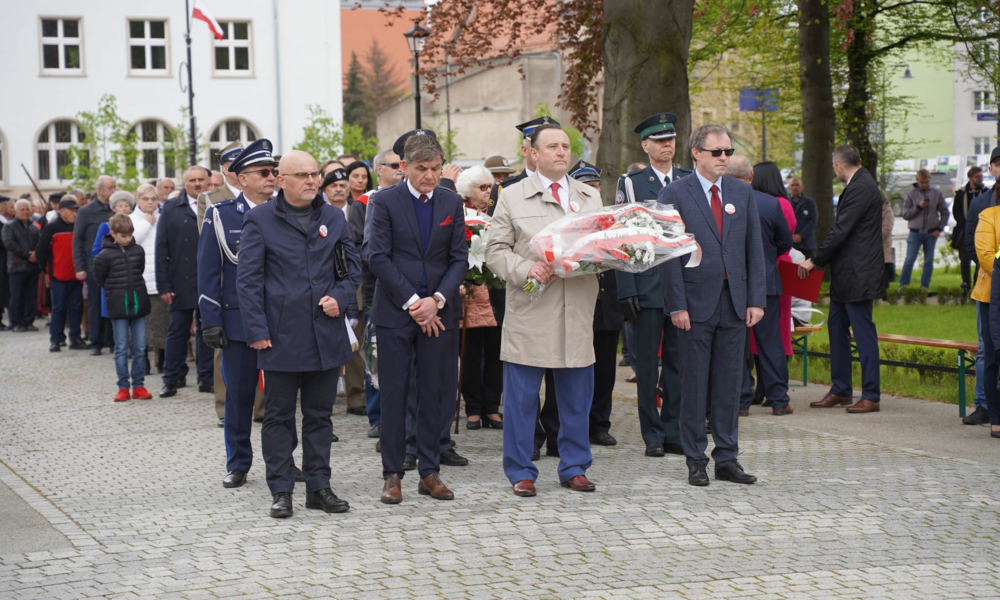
[
  {"xmin": 698, "ymin": 148, "xmax": 735, "ymax": 157},
  {"xmin": 246, "ymin": 168, "xmax": 279, "ymax": 178},
  {"xmin": 380, "ymin": 162, "xmax": 401, "ymax": 170}
]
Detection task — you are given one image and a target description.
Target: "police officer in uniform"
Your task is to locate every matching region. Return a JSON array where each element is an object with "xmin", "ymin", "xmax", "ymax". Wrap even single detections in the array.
[
  {"xmin": 615, "ymin": 112, "xmax": 692, "ymax": 458},
  {"xmin": 198, "ymin": 139, "xmax": 281, "ymax": 489}
]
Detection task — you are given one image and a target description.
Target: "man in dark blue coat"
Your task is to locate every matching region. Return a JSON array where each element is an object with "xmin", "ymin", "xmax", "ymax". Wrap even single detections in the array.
[
  {"xmin": 615, "ymin": 112, "xmax": 692, "ymax": 458},
  {"xmin": 237, "ymin": 150, "xmax": 361, "ymax": 519},
  {"xmin": 366, "ymin": 132, "xmax": 468, "ymax": 504},
  {"xmin": 658, "ymin": 124, "xmax": 766, "ymax": 487},
  {"xmin": 726, "ymin": 156, "xmax": 793, "ymax": 415},
  {"xmin": 156, "ymin": 166, "xmax": 214, "ymax": 397},
  {"xmin": 198, "ymin": 139, "xmax": 278, "ymax": 490},
  {"xmin": 787, "ymin": 177, "xmax": 818, "ymax": 259}
]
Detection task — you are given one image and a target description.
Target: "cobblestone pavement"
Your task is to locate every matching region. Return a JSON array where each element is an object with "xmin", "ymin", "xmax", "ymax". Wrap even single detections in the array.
[{"xmin": 2, "ymin": 329, "xmax": 1000, "ymax": 599}]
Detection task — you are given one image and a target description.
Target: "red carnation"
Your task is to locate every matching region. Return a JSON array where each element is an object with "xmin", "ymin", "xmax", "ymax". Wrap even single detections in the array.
[{"xmin": 465, "ymin": 227, "xmax": 474, "ymax": 241}]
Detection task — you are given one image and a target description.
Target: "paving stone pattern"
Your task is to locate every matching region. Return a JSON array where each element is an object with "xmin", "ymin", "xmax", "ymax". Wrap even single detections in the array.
[{"xmin": 1, "ymin": 330, "xmax": 999, "ymax": 598}]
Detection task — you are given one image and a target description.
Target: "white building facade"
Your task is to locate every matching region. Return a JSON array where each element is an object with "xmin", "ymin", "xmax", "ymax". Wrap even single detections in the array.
[{"xmin": 0, "ymin": 0, "xmax": 343, "ymax": 194}]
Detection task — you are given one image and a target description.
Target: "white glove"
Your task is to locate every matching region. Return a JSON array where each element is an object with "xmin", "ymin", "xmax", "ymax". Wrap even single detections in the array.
[{"xmin": 349, "ymin": 318, "xmax": 359, "ymax": 329}]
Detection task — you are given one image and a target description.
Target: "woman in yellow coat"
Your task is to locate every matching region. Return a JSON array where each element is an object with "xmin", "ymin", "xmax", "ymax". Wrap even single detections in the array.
[{"xmin": 973, "ymin": 204, "xmax": 1000, "ymax": 438}]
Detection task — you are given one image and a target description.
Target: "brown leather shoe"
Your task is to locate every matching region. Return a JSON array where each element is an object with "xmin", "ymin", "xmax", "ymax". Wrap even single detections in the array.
[
  {"xmin": 418, "ymin": 473, "xmax": 454, "ymax": 500},
  {"xmin": 772, "ymin": 406, "xmax": 794, "ymax": 415},
  {"xmin": 380, "ymin": 474, "xmax": 402, "ymax": 504},
  {"xmin": 810, "ymin": 393, "xmax": 852, "ymax": 408},
  {"xmin": 512, "ymin": 480, "xmax": 536, "ymax": 497},
  {"xmin": 560, "ymin": 475, "xmax": 596, "ymax": 492},
  {"xmin": 846, "ymin": 399, "xmax": 880, "ymax": 413}
]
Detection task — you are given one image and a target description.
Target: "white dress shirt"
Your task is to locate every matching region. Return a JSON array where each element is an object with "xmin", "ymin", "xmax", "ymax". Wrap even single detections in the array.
[
  {"xmin": 536, "ymin": 172, "xmax": 572, "ymax": 214},
  {"xmin": 226, "ymin": 181, "xmax": 241, "ymax": 199},
  {"xmin": 694, "ymin": 169, "xmax": 722, "ymax": 209},
  {"xmin": 651, "ymin": 165, "xmax": 674, "ymax": 187},
  {"xmin": 186, "ymin": 194, "xmax": 198, "ymax": 213}
]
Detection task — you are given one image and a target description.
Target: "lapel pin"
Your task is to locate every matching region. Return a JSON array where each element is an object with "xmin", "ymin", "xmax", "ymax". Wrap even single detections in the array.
[
  {"xmin": 319, "ymin": 224, "xmax": 328, "ymax": 238},
  {"xmin": 725, "ymin": 203, "xmax": 736, "ymax": 215}
]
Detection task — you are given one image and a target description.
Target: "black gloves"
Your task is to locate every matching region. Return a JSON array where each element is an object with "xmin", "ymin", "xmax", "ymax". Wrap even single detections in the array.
[
  {"xmin": 202, "ymin": 326, "xmax": 228, "ymax": 349},
  {"xmin": 618, "ymin": 296, "xmax": 641, "ymax": 322}
]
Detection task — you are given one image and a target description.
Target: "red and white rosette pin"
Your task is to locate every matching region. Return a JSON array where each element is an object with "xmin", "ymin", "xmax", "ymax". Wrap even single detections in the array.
[{"xmin": 319, "ymin": 224, "xmax": 328, "ymax": 238}]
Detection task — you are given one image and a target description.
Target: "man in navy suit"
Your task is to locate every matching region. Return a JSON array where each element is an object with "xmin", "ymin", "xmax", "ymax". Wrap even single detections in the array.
[
  {"xmin": 156, "ymin": 166, "xmax": 214, "ymax": 397},
  {"xmin": 366, "ymin": 133, "xmax": 468, "ymax": 504},
  {"xmin": 237, "ymin": 150, "xmax": 361, "ymax": 518},
  {"xmin": 658, "ymin": 124, "xmax": 766, "ymax": 487},
  {"xmin": 726, "ymin": 156, "xmax": 794, "ymax": 416}
]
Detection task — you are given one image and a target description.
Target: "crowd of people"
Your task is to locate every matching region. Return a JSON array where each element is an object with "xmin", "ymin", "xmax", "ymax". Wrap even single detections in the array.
[{"xmin": 2, "ymin": 109, "xmax": 997, "ymax": 519}]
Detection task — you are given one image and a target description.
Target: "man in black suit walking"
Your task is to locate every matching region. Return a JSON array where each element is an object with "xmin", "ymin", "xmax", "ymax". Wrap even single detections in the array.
[{"xmin": 156, "ymin": 166, "xmax": 214, "ymax": 397}]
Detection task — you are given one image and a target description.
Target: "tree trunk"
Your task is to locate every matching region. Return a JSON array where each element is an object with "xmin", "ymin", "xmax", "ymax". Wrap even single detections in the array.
[
  {"xmin": 596, "ymin": 0, "xmax": 694, "ymax": 205},
  {"xmin": 797, "ymin": 0, "xmax": 836, "ymax": 244},
  {"xmin": 842, "ymin": 8, "xmax": 878, "ymax": 181}
]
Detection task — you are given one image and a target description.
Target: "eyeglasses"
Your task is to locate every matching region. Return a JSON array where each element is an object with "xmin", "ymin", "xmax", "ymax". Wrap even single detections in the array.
[
  {"xmin": 246, "ymin": 168, "xmax": 279, "ymax": 178},
  {"xmin": 698, "ymin": 148, "xmax": 735, "ymax": 157},
  {"xmin": 281, "ymin": 171, "xmax": 321, "ymax": 181},
  {"xmin": 378, "ymin": 162, "xmax": 401, "ymax": 170},
  {"xmin": 477, "ymin": 184, "xmax": 492, "ymax": 192}
]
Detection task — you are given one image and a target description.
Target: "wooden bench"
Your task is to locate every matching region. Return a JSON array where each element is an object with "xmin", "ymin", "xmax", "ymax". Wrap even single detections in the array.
[{"xmin": 793, "ymin": 329, "xmax": 977, "ymax": 417}]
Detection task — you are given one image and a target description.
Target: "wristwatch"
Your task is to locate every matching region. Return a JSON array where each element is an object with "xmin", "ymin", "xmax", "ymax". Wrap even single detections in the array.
[{"xmin": 433, "ymin": 292, "xmax": 446, "ymax": 310}]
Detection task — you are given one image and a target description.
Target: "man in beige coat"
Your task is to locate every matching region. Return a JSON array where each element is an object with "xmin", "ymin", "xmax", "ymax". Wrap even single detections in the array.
[{"xmin": 484, "ymin": 124, "xmax": 603, "ymax": 497}]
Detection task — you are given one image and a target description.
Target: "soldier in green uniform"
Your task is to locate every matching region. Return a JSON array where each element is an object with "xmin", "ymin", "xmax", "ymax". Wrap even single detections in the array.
[{"xmin": 615, "ymin": 112, "xmax": 692, "ymax": 458}]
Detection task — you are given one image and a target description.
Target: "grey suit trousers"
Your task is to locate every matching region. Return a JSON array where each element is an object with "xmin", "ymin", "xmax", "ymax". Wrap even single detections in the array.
[{"xmin": 678, "ymin": 285, "xmax": 746, "ymax": 466}]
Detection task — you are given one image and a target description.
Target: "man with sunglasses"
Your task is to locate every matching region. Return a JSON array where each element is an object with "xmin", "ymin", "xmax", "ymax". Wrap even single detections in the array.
[
  {"xmin": 198, "ymin": 138, "xmax": 280, "ymax": 490},
  {"xmin": 657, "ymin": 124, "xmax": 766, "ymax": 487},
  {"xmin": 614, "ymin": 112, "xmax": 693, "ymax": 459}
]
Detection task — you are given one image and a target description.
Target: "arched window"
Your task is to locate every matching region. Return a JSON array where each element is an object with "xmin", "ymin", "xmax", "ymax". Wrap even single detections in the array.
[
  {"xmin": 133, "ymin": 119, "xmax": 176, "ymax": 180},
  {"xmin": 208, "ymin": 119, "xmax": 257, "ymax": 171},
  {"xmin": 36, "ymin": 119, "xmax": 86, "ymax": 183}
]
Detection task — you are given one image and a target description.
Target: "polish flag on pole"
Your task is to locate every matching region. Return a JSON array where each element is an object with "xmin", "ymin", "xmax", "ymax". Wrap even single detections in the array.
[{"xmin": 192, "ymin": 0, "xmax": 224, "ymax": 40}]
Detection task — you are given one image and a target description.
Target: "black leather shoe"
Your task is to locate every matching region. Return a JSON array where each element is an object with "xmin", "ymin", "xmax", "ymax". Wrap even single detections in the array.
[
  {"xmin": 991, "ymin": 430, "xmax": 1000, "ymax": 439},
  {"xmin": 89, "ymin": 346, "xmax": 101, "ymax": 355},
  {"xmin": 269, "ymin": 492, "xmax": 293, "ymax": 518},
  {"xmin": 546, "ymin": 446, "xmax": 560, "ymax": 458},
  {"xmin": 217, "ymin": 419, "xmax": 224, "ymax": 428},
  {"xmin": 375, "ymin": 439, "xmax": 381, "ymax": 453},
  {"xmin": 49, "ymin": 342, "xmax": 60, "ymax": 352},
  {"xmin": 367, "ymin": 423, "xmax": 380, "ymax": 438},
  {"xmin": 715, "ymin": 461, "xmax": 757, "ymax": 484},
  {"xmin": 330, "ymin": 433, "xmax": 339, "ymax": 443},
  {"xmin": 25, "ymin": 325, "xmax": 38, "ymax": 332},
  {"xmin": 590, "ymin": 432, "xmax": 617, "ymax": 446},
  {"xmin": 175, "ymin": 378, "xmax": 187, "ymax": 389},
  {"xmin": 963, "ymin": 406, "xmax": 990, "ymax": 425},
  {"xmin": 223, "ymin": 470, "xmax": 247, "ymax": 488},
  {"xmin": 645, "ymin": 443, "xmax": 665, "ymax": 457},
  {"xmin": 466, "ymin": 419, "xmax": 482, "ymax": 430},
  {"xmin": 688, "ymin": 463, "xmax": 710, "ymax": 487},
  {"xmin": 68, "ymin": 339, "xmax": 87, "ymax": 350},
  {"xmin": 0, "ymin": 322, "xmax": 7, "ymax": 331},
  {"xmin": 292, "ymin": 465, "xmax": 305, "ymax": 482},
  {"xmin": 159, "ymin": 384, "xmax": 178, "ymax": 398},
  {"xmin": 440, "ymin": 448, "xmax": 469, "ymax": 466},
  {"xmin": 663, "ymin": 442, "xmax": 684, "ymax": 455},
  {"xmin": 198, "ymin": 381, "xmax": 214, "ymax": 394},
  {"xmin": 483, "ymin": 415, "xmax": 503, "ymax": 430},
  {"xmin": 531, "ymin": 445, "xmax": 540, "ymax": 461},
  {"xmin": 402, "ymin": 453, "xmax": 417, "ymax": 471},
  {"xmin": 305, "ymin": 488, "xmax": 350, "ymax": 513},
  {"xmin": 349, "ymin": 406, "xmax": 367, "ymax": 416}
]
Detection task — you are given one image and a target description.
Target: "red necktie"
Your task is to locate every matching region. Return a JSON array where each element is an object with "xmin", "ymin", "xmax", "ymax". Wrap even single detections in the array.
[
  {"xmin": 419, "ymin": 194, "xmax": 428, "ymax": 203},
  {"xmin": 550, "ymin": 182, "xmax": 563, "ymax": 205},
  {"xmin": 710, "ymin": 184, "xmax": 723, "ymax": 237}
]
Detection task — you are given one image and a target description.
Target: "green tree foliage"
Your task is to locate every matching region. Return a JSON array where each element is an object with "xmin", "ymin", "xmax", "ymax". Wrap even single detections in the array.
[
  {"xmin": 61, "ymin": 95, "xmax": 141, "ymax": 192},
  {"xmin": 294, "ymin": 104, "xmax": 379, "ymax": 163},
  {"xmin": 162, "ymin": 106, "xmax": 207, "ymax": 176},
  {"xmin": 343, "ymin": 52, "xmax": 375, "ymax": 138},
  {"xmin": 365, "ymin": 38, "xmax": 405, "ymax": 113},
  {"xmin": 531, "ymin": 103, "xmax": 585, "ymax": 159}
]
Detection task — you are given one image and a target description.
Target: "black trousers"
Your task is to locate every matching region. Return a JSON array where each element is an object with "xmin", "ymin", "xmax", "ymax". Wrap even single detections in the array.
[
  {"xmin": 86, "ymin": 275, "xmax": 106, "ymax": 349},
  {"xmin": 534, "ymin": 330, "xmax": 616, "ymax": 449},
  {"xmin": 163, "ymin": 308, "xmax": 213, "ymax": 386},
  {"xmin": 462, "ymin": 326, "xmax": 503, "ymax": 417},
  {"xmin": 8, "ymin": 273, "xmax": 38, "ymax": 327},
  {"xmin": 261, "ymin": 369, "xmax": 338, "ymax": 495}
]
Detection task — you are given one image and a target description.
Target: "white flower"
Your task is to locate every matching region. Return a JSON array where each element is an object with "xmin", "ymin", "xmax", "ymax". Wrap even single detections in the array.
[{"xmin": 468, "ymin": 234, "xmax": 485, "ymax": 271}]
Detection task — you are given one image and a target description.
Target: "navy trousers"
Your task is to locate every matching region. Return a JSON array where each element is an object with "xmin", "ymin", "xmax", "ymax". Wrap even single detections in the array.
[
  {"xmin": 163, "ymin": 308, "xmax": 213, "ymax": 386},
  {"xmin": 404, "ymin": 343, "xmax": 456, "ymax": 457},
  {"xmin": 8, "ymin": 273, "xmax": 39, "ymax": 327},
  {"xmin": 378, "ymin": 322, "xmax": 456, "ymax": 480},
  {"xmin": 222, "ymin": 341, "xmax": 259, "ymax": 473},
  {"xmin": 635, "ymin": 308, "xmax": 682, "ymax": 445},
  {"xmin": 49, "ymin": 279, "xmax": 83, "ymax": 343},
  {"xmin": 261, "ymin": 368, "xmax": 338, "ymax": 495},
  {"xmin": 740, "ymin": 295, "xmax": 790, "ymax": 410},
  {"xmin": 979, "ymin": 301, "xmax": 1000, "ymax": 426},
  {"xmin": 828, "ymin": 299, "xmax": 880, "ymax": 402},
  {"xmin": 678, "ymin": 285, "xmax": 746, "ymax": 467},
  {"xmin": 503, "ymin": 362, "xmax": 594, "ymax": 484},
  {"xmin": 85, "ymin": 275, "xmax": 105, "ymax": 347}
]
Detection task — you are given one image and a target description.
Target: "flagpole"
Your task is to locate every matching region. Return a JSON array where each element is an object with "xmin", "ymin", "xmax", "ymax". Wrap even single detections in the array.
[{"xmin": 184, "ymin": 0, "xmax": 197, "ymax": 168}]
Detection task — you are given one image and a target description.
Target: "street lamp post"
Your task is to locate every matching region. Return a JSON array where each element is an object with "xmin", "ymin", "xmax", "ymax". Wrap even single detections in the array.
[{"xmin": 403, "ymin": 23, "xmax": 430, "ymax": 130}]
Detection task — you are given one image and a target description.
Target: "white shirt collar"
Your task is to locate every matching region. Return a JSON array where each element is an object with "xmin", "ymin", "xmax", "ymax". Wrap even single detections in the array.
[
  {"xmin": 536, "ymin": 172, "xmax": 572, "ymax": 213},
  {"xmin": 525, "ymin": 167, "xmax": 535, "ymax": 178},
  {"xmin": 243, "ymin": 196, "xmax": 258, "ymax": 209},
  {"xmin": 650, "ymin": 165, "xmax": 673, "ymax": 186},
  {"xmin": 694, "ymin": 169, "xmax": 722, "ymax": 206},
  {"xmin": 226, "ymin": 181, "xmax": 241, "ymax": 198},
  {"xmin": 406, "ymin": 180, "xmax": 434, "ymax": 201},
  {"xmin": 186, "ymin": 195, "xmax": 198, "ymax": 210}
]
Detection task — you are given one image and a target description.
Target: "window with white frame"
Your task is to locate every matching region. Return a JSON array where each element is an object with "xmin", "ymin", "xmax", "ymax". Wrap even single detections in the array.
[
  {"xmin": 40, "ymin": 17, "xmax": 83, "ymax": 74},
  {"xmin": 134, "ymin": 120, "xmax": 175, "ymax": 180},
  {"xmin": 974, "ymin": 137, "xmax": 992, "ymax": 155},
  {"xmin": 974, "ymin": 91, "xmax": 993, "ymax": 112},
  {"xmin": 208, "ymin": 120, "xmax": 257, "ymax": 170},
  {"xmin": 127, "ymin": 19, "xmax": 169, "ymax": 75},
  {"xmin": 37, "ymin": 120, "xmax": 87, "ymax": 183},
  {"xmin": 213, "ymin": 21, "xmax": 253, "ymax": 76}
]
